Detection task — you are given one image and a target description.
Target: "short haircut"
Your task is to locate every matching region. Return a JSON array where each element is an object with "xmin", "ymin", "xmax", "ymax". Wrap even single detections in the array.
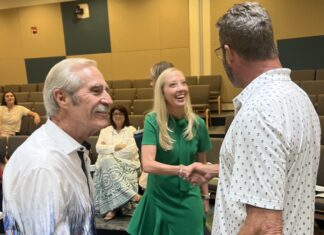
[
  {"xmin": 43, "ymin": 58, "xmax": 98, "ymax": 117},
  {"xmin": 150, "ymin": 61, "xmax": 174, "ymax": 82},
  {"xmin": 217, "ymin": 2, "xmax": 278, "ymax": 61}
]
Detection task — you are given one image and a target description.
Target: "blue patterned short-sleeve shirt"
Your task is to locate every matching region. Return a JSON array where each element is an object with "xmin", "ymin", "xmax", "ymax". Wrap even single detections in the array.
[{"xmin": 212, "ymin": 68, "xmax": 321, "ymax": 235}]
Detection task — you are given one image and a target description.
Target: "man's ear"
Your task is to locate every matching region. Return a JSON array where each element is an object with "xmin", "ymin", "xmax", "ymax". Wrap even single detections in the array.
[
  {"xmin": 224, "ymin": 44, "xmax": 234, "ymax": 65},
  {"xmin": 53, "ymin": 89, "xmax": 69, "ymax": 107}
]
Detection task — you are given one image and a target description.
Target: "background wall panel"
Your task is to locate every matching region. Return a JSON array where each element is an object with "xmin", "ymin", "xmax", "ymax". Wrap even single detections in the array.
[
  {"xmin": 19, "ymin": 4, "xmax": 66, "ymax": 58},
  {"xmin": 61, "ymin": 0, "xmax": 111, "ymax": 55},
  {"xmin": 108, "ymin": 0, "xmax": 160, "ymax": 52},
  {"xmin": 25, "ymin": 56, "xmax": 65, "ymax": 83},
  {"xmin": 0, "ymin": 59, "xmax": 27, "ymax": 84}
]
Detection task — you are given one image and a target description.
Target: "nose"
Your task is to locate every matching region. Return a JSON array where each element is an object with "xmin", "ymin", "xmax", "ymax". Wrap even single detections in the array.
[{"xmin": 101, "ymin": 91, "xmax": 113, "ymax": 105}]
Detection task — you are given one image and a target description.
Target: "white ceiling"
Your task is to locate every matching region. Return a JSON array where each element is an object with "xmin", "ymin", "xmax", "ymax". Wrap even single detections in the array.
[{"xmin": 0, "ymin": 0, "xmax": 76, "ymax": 10}]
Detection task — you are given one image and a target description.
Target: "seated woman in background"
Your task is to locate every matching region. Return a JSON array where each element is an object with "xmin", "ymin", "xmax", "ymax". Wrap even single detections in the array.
[
  {"xmin": 0, "ymin": 91, "xmax": 40, "ymax": 137},
  {"xmin": 94, "ymin": 104, "xmax": 141, "ymax": 221}
]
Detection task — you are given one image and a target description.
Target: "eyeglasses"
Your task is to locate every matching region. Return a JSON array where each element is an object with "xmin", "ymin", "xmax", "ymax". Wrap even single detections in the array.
[{"xmin": 214, "ymin": 46, "xmax": 224, "ymax": 60}]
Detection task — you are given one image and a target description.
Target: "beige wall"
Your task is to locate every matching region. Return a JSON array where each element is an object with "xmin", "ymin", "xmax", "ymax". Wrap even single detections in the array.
[
  {"xmin": 210, "ymin": 0, "xmax": 324, "ymax": 102},
  {"xmin": 0, "ymin": 3, "xmax": 65, "ymax": 85},
  {"xmin": 1, "ymin": 0, "xmax": 324, "ymax": 103},
  {"xmin": 0, "ymin": 0, "xmax": 190, "ymax": 85}
]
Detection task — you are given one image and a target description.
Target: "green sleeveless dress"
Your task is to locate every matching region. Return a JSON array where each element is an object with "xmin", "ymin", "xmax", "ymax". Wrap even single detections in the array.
[{"xmin": 127, "ymin": 113, "xmax": 212, "ymax": 235}]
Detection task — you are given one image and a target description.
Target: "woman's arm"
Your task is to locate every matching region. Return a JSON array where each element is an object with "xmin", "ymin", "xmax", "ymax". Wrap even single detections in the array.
[
  {"xmin": 141, "ymin": 145, "xmax": 182, "ymax": 176},
  {"xmin": 96, "ymin": 129, "xmax": 115, "ymax": 155},
  {"xmin": 114, "ymin": 127, "xmax": 139, "ymax": 158},
  {"xmin": 27, "ymin": 111, "xmax": 40, "ymax": 125},
  {"xmin": 197, "ymin": 152, "xmax": 210, "ymax": 213}
]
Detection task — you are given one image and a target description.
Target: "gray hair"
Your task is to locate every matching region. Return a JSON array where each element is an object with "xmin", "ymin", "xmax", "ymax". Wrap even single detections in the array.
[
  {"xmin": 43, "ymin": 58, "xmax": 98, "ymax": 117},
  {"xmin": 150, "ymin": 61, "xmax": 174, "ymax": 81},
  {"xmin": 216, "ymin": 2, "xmax": 278, "ymax": 61}
]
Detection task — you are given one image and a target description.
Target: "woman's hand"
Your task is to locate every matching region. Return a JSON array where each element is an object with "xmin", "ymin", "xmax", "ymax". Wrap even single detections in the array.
[
  {"xmin": 203, "ymin": 198, "xmax": 210, "ymax": 213},
  {"xmin": 115, "ymin": 143, "xmax": 126, "ymax": 151},
  {"xmin": 33, "ymin": 114, "xmax": 41, "ymax": 125}
]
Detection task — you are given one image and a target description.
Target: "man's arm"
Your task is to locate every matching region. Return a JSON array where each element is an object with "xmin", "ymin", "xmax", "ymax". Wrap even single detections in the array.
[{"xmin": 239, "ymin": 204, "xmax": 283, "ymax": 235}]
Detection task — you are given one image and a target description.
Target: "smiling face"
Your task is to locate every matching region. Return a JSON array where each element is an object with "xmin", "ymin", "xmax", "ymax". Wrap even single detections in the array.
[
  {"xmin": 162, "ymin": 70, "xmax": 188, "ymax": 113},
  {"xmin": 65, "ymin": 66, "xmax": 113, "ymax": 136},
  {"xmin": 112, "ymin": 109, "xmax": 125, "ymax": 129}
]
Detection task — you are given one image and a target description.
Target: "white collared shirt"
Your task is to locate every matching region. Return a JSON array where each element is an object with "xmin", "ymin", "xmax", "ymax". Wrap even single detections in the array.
[
  {"xmin": 212, "ymin": 68, "xmax": 321, "ymax": 235},
  {"xmin": 3, "ymin": 119, "xmax": 96, "ymax": 234}
]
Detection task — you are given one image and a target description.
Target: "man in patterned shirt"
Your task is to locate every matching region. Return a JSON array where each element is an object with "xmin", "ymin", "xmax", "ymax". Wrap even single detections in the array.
[{"xmin": 185, "ymin": 2, "xmax": 321, "ymax": 234}]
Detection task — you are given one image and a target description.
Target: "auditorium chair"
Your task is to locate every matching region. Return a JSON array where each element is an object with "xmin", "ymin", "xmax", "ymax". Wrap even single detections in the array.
[
  {"xmin": 198, "ymin": 75, "xmax": 222, "ymax": 114},
  {"xmin": 316, "ymin": 69, "xmax": 324, "ymax": 80},
  {"xmin": 317, "ymin": 95, "xmax": 324, "ymax": 116},
  {"xmin": 29, "ymin": 91, "xmax": 43, "ymax": 102},
  {"xmin": 113, "ymin": 88, "xmax": 136, "ymax": 100},
  {"xmin": 136, "ymin": 87, "xmax": 154, "ymax": 99},
  {"xmin": 111, "ymin": 79, "xmax": 132, "ymax": 89},
  {"xmin": 207, "ymin": 138, "xmax": 223, "ymax": 197},
  {"xmin": 133, "ymin": 99, "xmax": 153, "ymax": 115},
  {"xmin": 300, "ymin": 80, "xmax": 324, "ymax": 95},
  {"xmin": 132, "ymin": 79, "xmax": 151, "ymax": 88},
  {"xmin": 15, "ymin": 92, "xmax": 30, "ymax": 103},
  {"xmin": 3, "ymin": 84, "xmax": 20, "ymax": 92},
  {"xmin": 7, "ymin": 135, "xmax": 28, "ymax": 159},
  {"xmin": 189, "ymin": 85, "xmax": 210, "ymax": 127},
  {"xmin": 315, "ymin": 146, "xmax": 324, "ymax": 223},
  {"xmin": 0, "ymin": 136, "xmax": 7, "ymax": 160},
  {"xmin": 185, "ymin": 76, "xmax": 198, "ymax": 86},
  {"xmin": 129, "ymin": 114, "xmax": 145, "ymax": 130},
  {"xmin": 290, "ymin": 69, "xmax": 315, "ymax": 81},
  {"xmin": 20, "ymin": 83, "xmax": 38, "ymax": 92}
]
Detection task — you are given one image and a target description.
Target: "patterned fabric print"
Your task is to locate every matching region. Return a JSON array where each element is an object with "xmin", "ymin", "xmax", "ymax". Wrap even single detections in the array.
[
  {"xmin": 94, "ymin": 155, "xmax": 138, "ymax": 215},
  {"xmin": 3, "ymin": 120, "xmax": 97, "ymax": 235},
  {"xmin": 212, "ymin": 68, "xmax": 321, "ymax": 235}
]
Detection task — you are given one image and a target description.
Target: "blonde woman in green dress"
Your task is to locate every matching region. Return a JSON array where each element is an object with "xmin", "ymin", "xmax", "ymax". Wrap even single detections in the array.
[{"xmin": 127, "ymin": 68, "xmax": 211, "ymax": 235}]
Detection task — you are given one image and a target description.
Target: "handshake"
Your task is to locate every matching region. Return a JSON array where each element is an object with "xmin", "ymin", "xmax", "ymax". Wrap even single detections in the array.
[{"xmin": 179, "ymin": 162, "xmax": 219, "ymax": 186}]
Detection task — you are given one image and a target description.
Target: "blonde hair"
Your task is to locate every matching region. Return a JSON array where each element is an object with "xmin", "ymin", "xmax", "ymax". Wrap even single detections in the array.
[{"xmin": 153, "ymin": 68, "xmax": 197, "ymax": 151}]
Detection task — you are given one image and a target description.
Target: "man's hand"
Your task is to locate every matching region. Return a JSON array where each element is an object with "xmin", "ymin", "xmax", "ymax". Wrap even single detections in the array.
[{"xmin": 182, "ymin": 162, "xmax": 219, "ymax": 185}]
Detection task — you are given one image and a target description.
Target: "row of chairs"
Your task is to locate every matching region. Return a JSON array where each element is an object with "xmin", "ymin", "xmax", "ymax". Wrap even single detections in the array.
[
  {"xmin": 0, "ymin": 83, "xmax": 44, "ymax": 93},
  {"xmin": 18, "ymin": 114, "xmax": 146, "ymax": 136},
  {"xmin": 0, "ymin": 91, "xmax": 43, "ymax": 103},
  {"xmin": 296, "ymin": 80, "xmax": 324, "ymax": 95},
  {"xmin": 309, "ymin": 94, "xmax": 324, "ymax": 116},
  {"xmin": 291, "ymin": 69, "xmax": 324, "ymax": 81}
]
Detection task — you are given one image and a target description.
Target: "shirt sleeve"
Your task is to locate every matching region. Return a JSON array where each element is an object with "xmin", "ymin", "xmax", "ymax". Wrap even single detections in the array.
[
  {"xmin": 142, "ymin": 113, "xmax": 158, "ymax": 146},
  {"xmin": 229, "ymin": 109, "xmax": 287, "ymax": 210},
  {"xmin": 196, "ymin": 116, "xmax": 212, "ymax": 153},
  {"xmin": 18, "ymin": 105, "xmax": 31, "ymax": 116}
]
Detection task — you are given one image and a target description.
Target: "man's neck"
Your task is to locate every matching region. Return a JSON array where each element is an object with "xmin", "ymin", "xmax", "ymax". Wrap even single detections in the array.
[
  {"xmin": 51, "ymin": 115, "xmax": 88, "ymax": 144},
  {"xmin": 238, "ymin": 57, "xmax": 282, "ymax": 88}
]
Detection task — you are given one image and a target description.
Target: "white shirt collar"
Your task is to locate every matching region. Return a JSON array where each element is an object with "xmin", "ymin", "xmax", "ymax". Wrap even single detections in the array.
[{"xmin": 233, "ymin": 68, "xmax": 291, "ymax": 114}]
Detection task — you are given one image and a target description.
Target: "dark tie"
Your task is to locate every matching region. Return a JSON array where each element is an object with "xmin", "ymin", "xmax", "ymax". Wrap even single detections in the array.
[{"xmin": 77, "ymin": 148, "xmax": 90, "ymax": 195}]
